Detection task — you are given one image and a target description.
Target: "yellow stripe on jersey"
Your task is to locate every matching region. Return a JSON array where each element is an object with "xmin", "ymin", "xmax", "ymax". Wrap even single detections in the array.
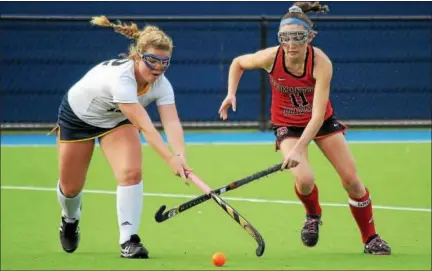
[
  {"xmin": 137, "ymin": 84, "xmax": 151, "ymax": 96},
  {"xmin": 49, "ymin": 124, "xmax": 135, "ymax": 143}
]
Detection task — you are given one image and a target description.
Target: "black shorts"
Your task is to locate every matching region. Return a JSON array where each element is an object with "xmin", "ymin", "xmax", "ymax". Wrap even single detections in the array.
[
  {"xmin": 272, "ymin": 115, "xmax": 348, "ymax": 150},
  {"xmin": 50, "ymin": 94, "xmax": 133, "ymax": 142}
]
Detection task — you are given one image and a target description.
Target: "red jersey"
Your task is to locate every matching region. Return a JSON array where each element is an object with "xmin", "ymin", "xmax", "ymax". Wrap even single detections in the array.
[{"xmin": 268, "ymin": 45, "xmax": 333, "ymax": 127}]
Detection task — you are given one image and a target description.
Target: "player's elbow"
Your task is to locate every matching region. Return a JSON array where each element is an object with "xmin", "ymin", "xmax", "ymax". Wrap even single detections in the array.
[
  {"xmin": 231, "ymin": 57, "xmax": 245, "ymax": 71},
  {"xmin": 234, "ymin": 54, "xmax": 257, "ymax": 71},
  {"xmin": 119, "ymin": 103, "xmax": 153, "ymax": 133},
  {"xmin": 119, "ymin": 104, "xmax": 140, "ymax": 126}
]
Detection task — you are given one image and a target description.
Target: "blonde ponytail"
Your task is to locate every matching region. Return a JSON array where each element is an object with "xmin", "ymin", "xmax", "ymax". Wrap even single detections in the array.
[
  {"xmin": 91, "ymin": 15, "xmax": 141, "ymax": 40},
  {"xmin": 90, "ymin": 15, "xmax": 173, "ymax": 59}
]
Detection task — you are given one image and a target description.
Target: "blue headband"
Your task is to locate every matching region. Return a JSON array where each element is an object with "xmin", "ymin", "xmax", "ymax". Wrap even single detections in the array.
[{"xmin": 279, "ymin": 18, "xmax": 311, "ymax": 31}]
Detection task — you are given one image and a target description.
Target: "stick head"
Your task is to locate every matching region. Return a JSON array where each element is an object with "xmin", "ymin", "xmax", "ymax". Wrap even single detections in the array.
[
  {"xmin": 154, "ymin": 205, "xmax": 167, "ymax": 223},
  {"xmin": 256, "ymin": 242, "xmax": 265, "ymax": 257}
]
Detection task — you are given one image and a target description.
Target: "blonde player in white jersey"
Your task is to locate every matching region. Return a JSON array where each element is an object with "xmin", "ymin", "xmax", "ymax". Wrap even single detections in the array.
[{"xmin": 52, "ymin": 16, "xmax": 190, "ymax": 259}]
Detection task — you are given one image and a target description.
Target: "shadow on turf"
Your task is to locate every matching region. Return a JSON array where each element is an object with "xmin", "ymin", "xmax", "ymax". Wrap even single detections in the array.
[{"xmin": 55, "ymin": 251, "xmax": 164, "ymax": 260}]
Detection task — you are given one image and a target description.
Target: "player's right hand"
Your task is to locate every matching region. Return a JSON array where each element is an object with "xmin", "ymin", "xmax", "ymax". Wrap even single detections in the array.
[
  {"xmin": 218, "ymin": 94, "xmax": 236, "ymax": 120},
  {"xmin": 176, "ymin": 153, "xmax": 192, "ymax": 172},
  {"xmin": 168, "ymin": 156, "xmax": 188, "ymax": 184}
]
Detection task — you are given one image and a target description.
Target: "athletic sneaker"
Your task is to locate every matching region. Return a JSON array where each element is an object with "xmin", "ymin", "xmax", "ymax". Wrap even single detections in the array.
[
  {"xmin": 364, "ymin": 234, "xmax": 391, "ymax": 255},
  {"xmin": 59, "ymin": 216, "xmax": 80, "ymax": 253},
  {"xmin": 301, "ymin": 214, "xmax": 322, "ymax": 247},
  {"xmin": 120, "ymin": 234, "xmax": 149, "ymax": 259}
]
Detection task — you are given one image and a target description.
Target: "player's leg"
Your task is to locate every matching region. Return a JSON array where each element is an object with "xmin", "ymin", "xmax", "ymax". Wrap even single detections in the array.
[
  {"xmin": 53, "ymin": 94, "xmax": 98, "ymax": 253},
  {"xmin": 99, "ymin": 124, "xmax": 148, "ymax": 259},
  {"xmin": 57, "ymin": 137, "xmax": 95, "ymax": 253},
  {"xmin": 315, "ymin": 132, "xmax": 391, "ymax": 255},
  {"xmin": 275, "ymin": 127, "xmax": 322, "ymax": 247}
]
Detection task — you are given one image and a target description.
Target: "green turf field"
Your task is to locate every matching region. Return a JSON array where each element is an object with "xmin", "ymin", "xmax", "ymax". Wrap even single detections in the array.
[{"xmin": 1, "ymin": 143, "xmax": 431, "ymax": 270}]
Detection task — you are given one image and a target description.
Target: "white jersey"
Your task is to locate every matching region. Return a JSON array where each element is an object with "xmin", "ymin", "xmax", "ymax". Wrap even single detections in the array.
[{"xmin": 67, "ymin": 59, "xmax": 175, "ymax": 128}]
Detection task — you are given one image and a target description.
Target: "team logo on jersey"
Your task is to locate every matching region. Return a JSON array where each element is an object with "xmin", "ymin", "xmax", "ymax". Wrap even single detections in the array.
[{"xmin": 276, "ymin": 127, "xmax": 289, "ymax": 137}]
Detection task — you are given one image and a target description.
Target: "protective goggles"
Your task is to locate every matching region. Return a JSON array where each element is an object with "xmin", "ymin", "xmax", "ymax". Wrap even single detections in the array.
[
  {"xmin": 277, "ymin": 30, "xmax": 310, "ymax": 45},
  {"xmin": 141, "ymin": 53, "xmax": 171, "ymax": 71}
]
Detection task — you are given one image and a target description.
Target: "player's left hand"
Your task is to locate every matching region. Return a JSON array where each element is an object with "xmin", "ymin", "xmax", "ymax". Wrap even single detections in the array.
[
  {"xmin": 281, "ymin": 150, "xmax": 301, "ymax": 170},
  {"xmin": 176, "ymin": 153, "xmax": 192, "ymax": 184}
]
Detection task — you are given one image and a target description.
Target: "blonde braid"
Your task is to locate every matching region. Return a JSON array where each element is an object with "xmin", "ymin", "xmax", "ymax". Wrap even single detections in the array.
[
  {"xmin": 90, "ymin": 15, "xmax": 174, "ymax": 59},
  {"xmin": 90, "ymin": 15, "xmax": 141, "ymax": 40}
]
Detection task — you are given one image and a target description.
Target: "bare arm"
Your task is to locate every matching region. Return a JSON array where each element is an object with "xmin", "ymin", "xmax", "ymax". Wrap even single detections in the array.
[
  {"xmin": 292, "ymin": 49, "xmax": 333, "ymax": 153},
  {"xmin": 157, "ymin": 104, "xmax": 185, "ymax": 157},
  {"xmin": 219, "ymin": 46, "xmax": 278, "ymax": 120},
  {"xmin": 118, "ymin": 103, "xmax": 174, "ymax": 162},
  {"xmin": 227, "ymin": 46, "xmax": 278, "ymax": 96}
]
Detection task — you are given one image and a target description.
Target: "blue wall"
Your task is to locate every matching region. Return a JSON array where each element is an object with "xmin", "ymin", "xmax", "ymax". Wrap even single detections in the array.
[
  {"xmin": 1, "ymin": 1, "xmax": 431, "ymax": 16},
  {"xmin": 1, "ymin": 2, "xmax": 431, "ymax": 123}
]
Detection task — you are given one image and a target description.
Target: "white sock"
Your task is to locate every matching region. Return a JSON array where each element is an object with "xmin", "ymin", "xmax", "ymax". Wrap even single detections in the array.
[
  {"xmin": 56, "ymin": 180, "xmax": 82, "ymax": 223},
  {"xmin": 117, "ymin": 181, "xmax": 143, "ymax": 245}
]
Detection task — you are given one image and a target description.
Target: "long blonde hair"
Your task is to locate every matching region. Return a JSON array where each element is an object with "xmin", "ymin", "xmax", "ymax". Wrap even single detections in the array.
[{"xmin": 90, "ymin": 16, "xmax": 173, "ymax": 59}]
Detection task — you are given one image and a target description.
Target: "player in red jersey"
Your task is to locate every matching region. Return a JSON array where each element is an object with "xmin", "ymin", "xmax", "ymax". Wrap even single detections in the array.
[{"xmin": 218, "ymin": 2, "xmax": 391, "ymax": 255}]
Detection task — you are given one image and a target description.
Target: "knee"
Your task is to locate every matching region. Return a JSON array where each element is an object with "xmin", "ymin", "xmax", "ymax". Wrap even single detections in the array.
[
  {"xmin": 340, "ymin": 170, "xmax": 359, "ymax": 188},
  {"xmin": 294, "ymin": 173, "xmax": 315, "ymax": 195},
  {"xmin": 59, "ymin": 182, "xmax": 82, "ymax": 198},
  {"xmin": 340, "ymin": 171, "xmax": 364, "ymax": 195},
  {"xmin": 117, "ymin": 168, "xmax": 142, "ymax": 185}
]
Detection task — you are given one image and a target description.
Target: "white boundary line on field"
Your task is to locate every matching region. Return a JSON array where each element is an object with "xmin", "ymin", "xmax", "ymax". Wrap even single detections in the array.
[
  {"xmin": 1, "ymin": 185, "xmax": 430, "ymax": 213},
  {"xmin": 1, "ymin": 140, "xmax": 431, "ymax": 147}
]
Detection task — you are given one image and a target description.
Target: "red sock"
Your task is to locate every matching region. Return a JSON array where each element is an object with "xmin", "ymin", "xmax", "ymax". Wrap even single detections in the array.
[
  {"xmin": 295, "ymin": 184, "xmax": 322, "ymax": 216},
  {"xmin": 349, "ymin": 188, "xmax": 376, "ymax": 243}
]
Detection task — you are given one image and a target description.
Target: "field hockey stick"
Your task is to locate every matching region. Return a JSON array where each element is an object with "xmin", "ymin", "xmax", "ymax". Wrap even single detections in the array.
[
  {"xmin": 187, "ymin": 171, "xmax": 266, "ymax": 257},
  {"xmin": 154, "ymin": 162, "xmax": 283, "ymax": 223}
]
